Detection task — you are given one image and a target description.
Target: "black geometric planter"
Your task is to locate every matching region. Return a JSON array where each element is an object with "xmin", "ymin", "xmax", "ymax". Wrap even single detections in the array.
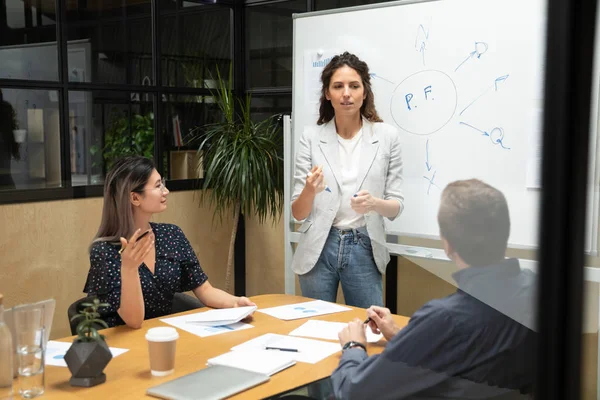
[{"xmin": 64, "ymin": 340, "xmax": 113, "ymax": 387}]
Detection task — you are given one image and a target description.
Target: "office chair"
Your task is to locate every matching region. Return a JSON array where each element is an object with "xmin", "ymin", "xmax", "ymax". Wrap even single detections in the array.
[
  {"xmin": 67, "ymin": 296, "xmax": 107, "ymax": 336},
  {"xmin": 68, "ymin": 293, "xmax": 204, "ymax": 335},
  {"xmin": 171, "ymin": 292, "xmax": 204, "ymax": 314}
]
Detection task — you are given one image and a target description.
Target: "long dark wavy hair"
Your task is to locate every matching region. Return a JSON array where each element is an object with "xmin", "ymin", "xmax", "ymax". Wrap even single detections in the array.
[
  {"xmin": 0, "ymin": 90, "xmax": 20, "ymax": 160},
  {"xmin": 91, "ymin": 156, "xmax": 155, "ymax": 249},
  {"xmin": 317, "ymin": 52, "xmax": 383, "ymax": 125}
]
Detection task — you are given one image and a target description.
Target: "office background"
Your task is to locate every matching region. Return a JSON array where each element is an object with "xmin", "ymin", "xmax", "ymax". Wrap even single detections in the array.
[{"xmin": 0, "ymin": 0, "xmax": 597, "ymax": 398}]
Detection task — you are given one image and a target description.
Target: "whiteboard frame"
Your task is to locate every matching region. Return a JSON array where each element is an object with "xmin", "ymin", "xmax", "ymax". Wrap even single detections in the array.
[
  {"xmin": 289, "ymin": 0, "xmax": 600, "ymax": 256},
  {"xmin": 287, "ymin": 1, "xmax": 600, "ymax": 393}
]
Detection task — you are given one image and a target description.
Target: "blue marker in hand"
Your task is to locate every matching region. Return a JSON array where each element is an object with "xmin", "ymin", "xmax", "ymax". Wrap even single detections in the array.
[{"xmin": 307, "ymin": 170, "xmax": 332, "ymax": 193}]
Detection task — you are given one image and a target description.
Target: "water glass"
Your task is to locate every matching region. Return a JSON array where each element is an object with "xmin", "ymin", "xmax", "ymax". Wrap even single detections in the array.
[{"xmin": 13, "ymin": 306, "xmax": 45, "ymax": 399}]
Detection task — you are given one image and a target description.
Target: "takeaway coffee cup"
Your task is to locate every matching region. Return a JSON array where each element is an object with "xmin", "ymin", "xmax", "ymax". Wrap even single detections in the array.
[{"xmin": 145, "ymin": 327, "xmax": 179, "ymax": 376}]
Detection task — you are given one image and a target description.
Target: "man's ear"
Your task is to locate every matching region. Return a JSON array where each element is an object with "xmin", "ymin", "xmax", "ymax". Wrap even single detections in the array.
[
  {"xmin": 441, "ymin": 236, "xmax": 454, "ymax": 260},
  {"xmin": 130, "ymin": 191, "xmax": 142, "ymax": 207}
]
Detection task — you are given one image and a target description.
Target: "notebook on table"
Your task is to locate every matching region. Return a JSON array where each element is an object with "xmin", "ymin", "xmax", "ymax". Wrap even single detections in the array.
[
  {"xmin": 146, "ymin": 365, "xmax": 269, "ymax": 400},
  {"xmin": 207, "ymin": 349, "xmax": 296, "ymax": 376}
]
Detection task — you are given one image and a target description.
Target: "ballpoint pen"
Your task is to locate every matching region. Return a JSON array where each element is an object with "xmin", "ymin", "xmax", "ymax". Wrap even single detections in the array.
[{"xmin": 265, "ymin": 346, "xmax": 299, "ymax": 352}]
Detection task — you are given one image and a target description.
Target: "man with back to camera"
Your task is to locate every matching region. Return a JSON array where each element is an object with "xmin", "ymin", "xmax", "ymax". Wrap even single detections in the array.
[{"xmin": 331, "ymin": 179, "xmax": 537, "ymax": 400}]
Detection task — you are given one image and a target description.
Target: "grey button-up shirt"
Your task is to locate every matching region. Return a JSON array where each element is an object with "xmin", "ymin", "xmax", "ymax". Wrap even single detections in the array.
[{"xmin": 331, "ymin": 258, "xmax": 537, "ymax": 400}]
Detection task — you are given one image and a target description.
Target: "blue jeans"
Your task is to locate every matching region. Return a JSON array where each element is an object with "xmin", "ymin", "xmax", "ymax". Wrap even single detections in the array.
[{"xmin": 299, "ymin": 226, "xmax": 383, "ymax": 309}]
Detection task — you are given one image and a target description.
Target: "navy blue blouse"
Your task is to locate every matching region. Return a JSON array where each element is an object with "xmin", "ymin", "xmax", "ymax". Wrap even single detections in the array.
[{"xmin": 83, "ymin": 222, "xmax": 208, "ymax": 328}]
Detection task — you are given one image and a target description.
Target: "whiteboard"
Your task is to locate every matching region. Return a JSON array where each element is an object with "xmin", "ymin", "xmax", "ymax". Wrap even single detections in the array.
[{"xmin": 292, "ymin": 0, "xmax": 599, "ymax": 253}]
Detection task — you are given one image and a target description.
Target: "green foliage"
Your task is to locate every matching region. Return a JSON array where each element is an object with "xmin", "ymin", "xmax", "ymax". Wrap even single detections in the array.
[
  {"xmin": 10, "ymin": 107, "xmax": 18, "ymax": 131},
  {"xmin": 191, "ymin": 65, "xmax": 284, "ymax": 224},
  {"xmin": 90, "ymin": 111, "xmax": 154, "ymax": 171},
  {"xmin": 70, "ymin": 298, "xmax": 110, "ymax": 343}
]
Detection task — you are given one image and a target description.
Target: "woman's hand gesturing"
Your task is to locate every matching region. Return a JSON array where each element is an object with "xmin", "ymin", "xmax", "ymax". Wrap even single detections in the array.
[{"xmin": 119, "ymin": 228, "xmax": 155, "ymax": 271}]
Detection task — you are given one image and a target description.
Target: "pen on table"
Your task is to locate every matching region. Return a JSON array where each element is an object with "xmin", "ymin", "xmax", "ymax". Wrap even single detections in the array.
[
  {"xmin": 265, "ymin": 346, "xmax": 299, "ymax": 352},
  {"xmin": 307, "ymin": 171, "xmax": 332, "ymax": 193}
]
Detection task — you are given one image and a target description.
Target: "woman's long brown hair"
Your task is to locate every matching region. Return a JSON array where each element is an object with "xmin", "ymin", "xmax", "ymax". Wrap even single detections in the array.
[{"xmin": 317, "ymin": 52, "xmax": 383, "ymax": 125}]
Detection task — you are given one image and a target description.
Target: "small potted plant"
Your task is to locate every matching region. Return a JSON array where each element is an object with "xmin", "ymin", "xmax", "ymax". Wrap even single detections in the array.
[
  {"xmin": 8, "ymin": 106, "xmax": 26, "ymax": 144},
  {"xmin": 65, "ymin": 298, "xmax": 113, "ymax": 387}
]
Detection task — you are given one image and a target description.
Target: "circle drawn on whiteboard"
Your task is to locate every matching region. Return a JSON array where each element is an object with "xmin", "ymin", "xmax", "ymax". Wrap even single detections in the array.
[{"xmin": 390, "ymin": 70, "xmax": 457, "ymax": 136}]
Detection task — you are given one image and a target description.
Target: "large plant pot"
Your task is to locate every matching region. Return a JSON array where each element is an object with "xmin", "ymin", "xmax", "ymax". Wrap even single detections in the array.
[
  {"xmin": 64, "ymin": 340, "xmax": 113, "ymax": 387},
  {"xmin": 13, "ymin": 129, "xmax": 26, "ymax": 143}
]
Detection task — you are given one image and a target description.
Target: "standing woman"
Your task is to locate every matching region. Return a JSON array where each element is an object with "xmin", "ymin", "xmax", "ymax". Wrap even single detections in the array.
[
  {"xmin": 291, "ymin": 52, "xmax": 403, "ymax": 308},
  {"xmin": 84, "ymin": 156, "xmax": 254, "ymax": 329},
  {"xmin": 0, "ymin": 90, "xmax": 20, "ymax": 189}
]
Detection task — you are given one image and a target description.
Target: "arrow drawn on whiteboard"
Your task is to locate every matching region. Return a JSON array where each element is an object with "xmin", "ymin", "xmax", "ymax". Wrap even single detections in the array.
[
  {"xmin": 459, "ymin": 74, "xmax": 509, "ymax": 116},
  {"xmin": 423, "ymin": 171, "xmax": 440, "ymax": 195},
  {"xmin": 459, "ymin": 121, "xmax": 511, "ymax": 149},
  {"xmin": 369, "ymin": 73, "xmax": 395, "ymax": 85},
  {"xmin": 455, "ymin": 42, "xmax": 489, "ymax": 72},
  {"xmin": 415, "ymin": 24, "xmax": 430, "ymax": 66},
  {"xmin": 425, "ymin": 139, "xmax": 432, "ymax": 171}
]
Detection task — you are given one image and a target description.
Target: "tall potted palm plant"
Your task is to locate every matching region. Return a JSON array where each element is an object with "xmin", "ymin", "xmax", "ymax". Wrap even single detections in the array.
[{"xmin": 192, "ymin": 66, "xmax": 284, "ymax": 292}]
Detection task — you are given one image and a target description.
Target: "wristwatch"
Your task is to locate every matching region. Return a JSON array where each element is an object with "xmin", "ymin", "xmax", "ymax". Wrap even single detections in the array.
[{"xmin": 342, "ymin": 341, "xmax": 367, "ymax": 352}]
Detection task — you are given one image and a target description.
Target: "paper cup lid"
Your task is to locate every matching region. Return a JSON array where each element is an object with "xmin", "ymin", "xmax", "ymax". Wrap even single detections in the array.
[{"xmin": 145, "ymin": 327, "xmax": 179, "ymax": 342}]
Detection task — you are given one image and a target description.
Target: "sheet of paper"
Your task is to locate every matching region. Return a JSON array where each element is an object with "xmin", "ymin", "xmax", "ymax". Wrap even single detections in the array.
[
  {"xmin": 160, "ymin": 314, "xmax": 253, "ymax": 338},
  {"xmin": 289, "ymin": 320, "xmax": 383, "ymax": 343},
  {"xmin": 185, "ymin": 306, "xmax": 257, "ymax": 326},
  {"xmin": 257, "ymin": 300, "xmax": 351, "ymax": 321},
  {"xmin": 45, "ymin": 340, "xmax": 129, "ymax": 368},
  {"xmin": 207, "ymin": 349, "xmax": 296, "ymax": 376},
  {"xmin": 231, "ymin": 333, "xmax": 340, "ymax": 364},
  {"xmin": 303, "ymin": 49, "xmax": 341, "ymax": 121}
]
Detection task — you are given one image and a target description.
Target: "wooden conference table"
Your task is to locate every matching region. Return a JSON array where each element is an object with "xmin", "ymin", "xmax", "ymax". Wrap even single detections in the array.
[{"xmin": 43, "ymin": 294, "xmax": 410, "ymax": 399}]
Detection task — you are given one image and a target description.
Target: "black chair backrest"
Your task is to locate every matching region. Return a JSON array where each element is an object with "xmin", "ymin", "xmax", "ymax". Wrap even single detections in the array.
[
  {"xmin": 171, "ymin": 293, "xmax": 204, "ymax": 314},
  {"xmin": 67, "ymin": 296, "xmax": 106, "ymax": 336}
]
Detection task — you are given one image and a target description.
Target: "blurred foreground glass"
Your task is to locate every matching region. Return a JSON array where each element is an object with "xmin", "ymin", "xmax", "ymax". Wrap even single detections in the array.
[
  {"xmin": 0, "ymin": 294, "xmax": 14, "ymax": 399},
  {"xmin": 13, "ymin": 306, "xmax": 45, "ymax": 399}
]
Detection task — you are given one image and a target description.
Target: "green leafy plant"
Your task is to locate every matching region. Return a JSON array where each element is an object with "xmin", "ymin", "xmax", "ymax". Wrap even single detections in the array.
[
  {"xmin": 10, "ymin": 106, "xmax": 19, "ymax": 131},
  {"xmin": 190, "ymin": 65, "xmax": 284, "ymax": 292},
  {"xmin": 70, "ymin": 298, "xmax": 109, "ymax": 343},
  {"xmin": 90, "ymin": 111, "xmax": 154, "ymax": 171}
]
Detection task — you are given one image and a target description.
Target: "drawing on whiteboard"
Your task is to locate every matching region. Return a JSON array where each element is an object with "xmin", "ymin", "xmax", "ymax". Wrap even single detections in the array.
[
  {"xmin": 425, "ymin": 139, "xmax": 433, "ymax": 171},
  {"xmin": 459, "ymin": 122, "xmax": 511, "ymax": 149},
  {"xmin": 459, "ymin": 74, "xmax": 509, "ymax": 116},
  {"xmin": 423, "ymin": 170, "xmax": 440, "ymax": 195},
  {"xmin": 454, "ymin": 41, "xmax": 489, "ymax": 72},
  {"xmin": 370, "ymin": 73, "xmax": 395, "ymax": 85},
  {"xmin": 415, "ymin": 24, "xmax": 430, "ymax": 66},
  {"xmin": 390, "ymin": 70, "xmax": 457, "ymax": 135}
]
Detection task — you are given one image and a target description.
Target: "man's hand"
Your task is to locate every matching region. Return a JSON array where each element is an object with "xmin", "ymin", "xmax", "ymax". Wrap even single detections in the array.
[
  {"xmin": 338, "ymin": 319, "xmax": 367, "ymax": 348},
  {"xmin": 366, "ymin": 306, "xmax": 400, "ymax": 341}
]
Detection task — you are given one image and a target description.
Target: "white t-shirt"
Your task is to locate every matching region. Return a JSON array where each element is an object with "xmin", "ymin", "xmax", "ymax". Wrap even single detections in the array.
[{"xmin": 333, "ymin": 129, "xmax": 366, "ymax": 229}]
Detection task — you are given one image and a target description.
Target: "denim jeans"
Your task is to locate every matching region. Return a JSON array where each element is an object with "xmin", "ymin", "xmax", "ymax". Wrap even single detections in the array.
[{"xmin": 299, "ymin": 226, "xmax": 384, "ymax": 309}]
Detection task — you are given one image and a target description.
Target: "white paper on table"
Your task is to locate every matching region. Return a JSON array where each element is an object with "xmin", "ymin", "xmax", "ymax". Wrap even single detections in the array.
[
  {"xmin": 184, "ymin": 306, "xmax": 257, "ymax": 326},
  {"xmin": 257, "ymin": 300, "xmax": 351, "ymax": 321},
  {"xmin": 207, "ymin": 349, "xmax": 296, "ymax": 376},
  {"xmin": 45, "ymin": 340, "xmax": 129, "ymax": 368},
  {"xmin": 160, "ymin": 314, "xmax": 253, "ymax": 338},
  {"xmin": 289, "ymin": 320, "xmax": 383, "ymax": 343},
  {"xmin": 231, "ymin": 333, "xmax": 340, "ymax": 364}
]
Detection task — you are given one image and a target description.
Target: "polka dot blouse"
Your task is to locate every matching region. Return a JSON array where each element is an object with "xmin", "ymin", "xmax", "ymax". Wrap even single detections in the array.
[{"xmin": 83, "ymin": 223, "xmax": 208, "ymax": 328}]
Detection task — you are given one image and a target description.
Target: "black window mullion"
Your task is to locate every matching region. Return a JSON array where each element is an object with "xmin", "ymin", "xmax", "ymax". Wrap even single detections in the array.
[
  {"xmin": 56, "ymin": 0, "xmax": 72, "ymax": 188},
  {"xmin": 152, "ymin": 0, "xmax": 163, "ymax": 172},
  {"xmin": 536, "ymin": 0, "xmax": 597, "ymax": 397}
]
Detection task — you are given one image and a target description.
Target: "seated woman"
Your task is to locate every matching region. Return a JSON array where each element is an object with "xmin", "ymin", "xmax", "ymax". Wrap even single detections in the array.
[{"xmin": 84, "ymin": 156, "xmax": 255, "ymax": 329}]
